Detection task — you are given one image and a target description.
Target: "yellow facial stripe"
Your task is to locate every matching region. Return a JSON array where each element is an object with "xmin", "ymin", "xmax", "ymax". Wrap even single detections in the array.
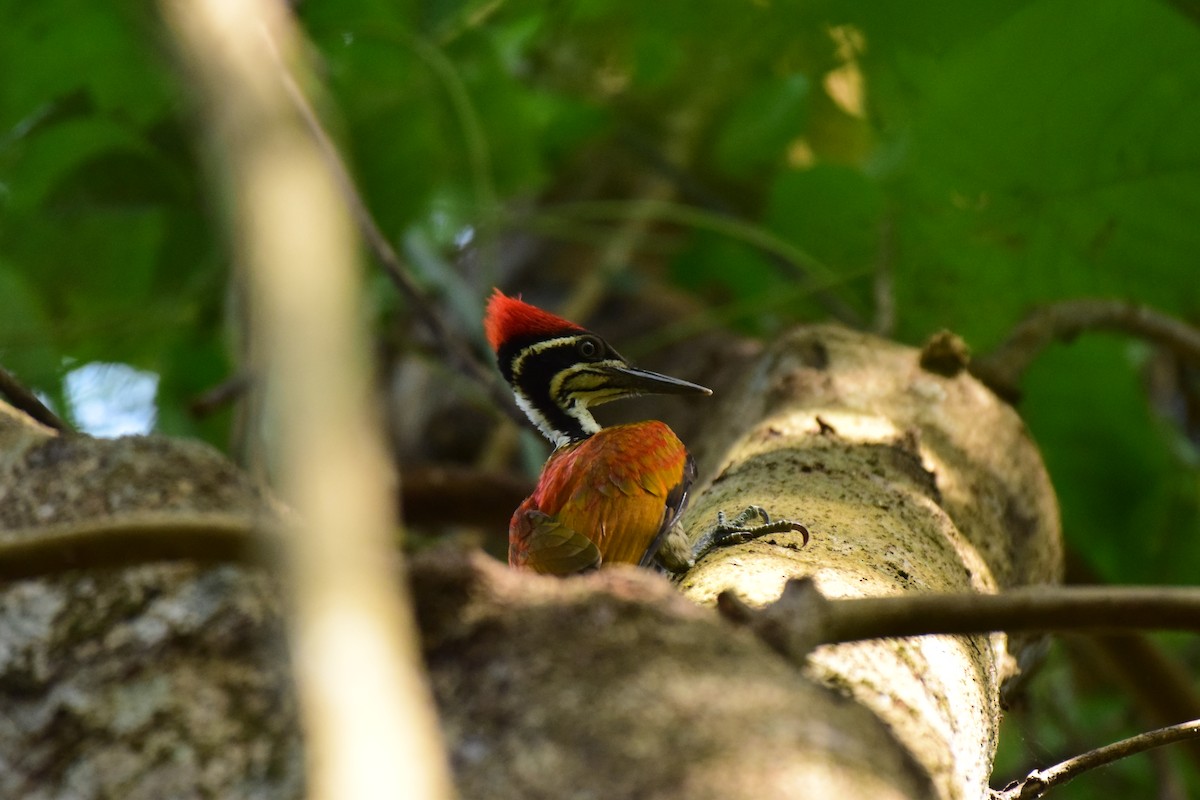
[{"xmin": 551, "ymin": 362, "xmax": 625, "ymax": 405}]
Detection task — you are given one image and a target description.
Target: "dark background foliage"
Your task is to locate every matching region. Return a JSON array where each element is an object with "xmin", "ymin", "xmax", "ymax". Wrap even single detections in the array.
[{"xmin": 2, "ymin": 0, "xmax": 1198, "ymax": 795}]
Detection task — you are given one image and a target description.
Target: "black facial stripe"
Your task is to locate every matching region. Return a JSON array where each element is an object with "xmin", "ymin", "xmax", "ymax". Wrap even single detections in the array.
[
  {"xmin": 501, "ymin": 336, "xmax": 589, "ymax": 442},
  {"xmin": 496, "ymin": 334, "xmax": 577, "ymax": 382}
]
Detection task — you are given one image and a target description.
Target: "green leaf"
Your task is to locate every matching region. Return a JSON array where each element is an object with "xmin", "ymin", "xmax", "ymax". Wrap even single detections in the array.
[
  {"xmin": 1021, "ymin": 338, "xmax": 1185, "ymax": 583},
  {"xmin": 889, "ymin": 0, "xmax": 1200, "ymax": 345},
  {"xmin": 0, "ymin": 261, "xmax": 59, "ymax": 390},
  {"xmin": 712, "ymin": 74, "xmax": 809, "ymax": 178},
  {"xmin": 2, "ymin": 118, "xmax": 152, "ymax": 212},
  {"xmin": 0, "ymin": 4, "xmax": 172, "ymax": 132},
  {"xmin": 766, "ymin": 165, "xmax": 884, "ymax": 270}
]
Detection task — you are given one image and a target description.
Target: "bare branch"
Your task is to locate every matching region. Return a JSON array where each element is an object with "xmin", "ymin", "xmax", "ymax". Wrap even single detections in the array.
[
  {"xmin": 973, "ymin": 299, "xmax": 1200, "ymax": 400},
  {"xmin": 188, "ymin": 372, "xmax": 253, "ymax": 418},
  {"xmin": 263, "ymin": 30, "xmax": 522, "ymax": 426},
  {"xmin": 0, "ymin": 364, "xmax": 68, "ymax": 432},
  {"xmin": 819, "ymin": 583, "xmax": 1200, "ymax": 643},
  {"xmin": 992, "ymin": 719, "xmax": 1200, "ymax": 800},
  {"xmin": 718, "ymin": 580, "xmax": 1200, "ymax": 662}
]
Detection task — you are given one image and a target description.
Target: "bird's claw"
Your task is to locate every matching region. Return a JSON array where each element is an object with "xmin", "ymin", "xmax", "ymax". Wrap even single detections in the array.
[{"xmin": 691, "ymin": 505, "xmax": 810, "ymax": 564}]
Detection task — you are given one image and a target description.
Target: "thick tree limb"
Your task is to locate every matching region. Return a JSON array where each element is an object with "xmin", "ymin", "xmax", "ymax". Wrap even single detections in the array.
[{"xmin": 679, "ymin": 324, "xmax": 1062, "ymax": 799}]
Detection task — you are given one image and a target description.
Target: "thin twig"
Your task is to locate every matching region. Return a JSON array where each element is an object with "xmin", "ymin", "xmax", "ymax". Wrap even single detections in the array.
[
  {"xmin": 188, "ymin": 372, "xmax": 253, "ymax": 418},
  {"xmin": 543, "ymin": 199, "xmax": 845, "ymax": 292},
  {"xmin": 717, "ymin": 580, "xmax": 1200, "ymax": 663},
  {"xmin": 403, "ymin": 34, "xmax": 496, "ymax": 218},
  {"xmin": 872, "ymin": 212, "xmax": 896, "ymax": 336},
  {"xmin": 264, "ymin": 33, "xmax": 523, "ymax": 425},
  {"xmin": 973, "ymin": 299, "xmax": 1200, "ymax": 400},
  {"xmin": 619, "ymin": 266, "xmax": 872, "ymax": 358},
  {"xmin": 616, "ymin": 129, "xmax": 863, "ymax": 326},
  {"xmin": 992, "ymin": 719, "xmax": 1200, "ymax": 799},
  {"xmin": 0, "ymin": 365, "xmax": 69, "ymax": 431},
  {"xmin": 819, "ymin": 584, "xmax": 1200, "ymax": 644}
]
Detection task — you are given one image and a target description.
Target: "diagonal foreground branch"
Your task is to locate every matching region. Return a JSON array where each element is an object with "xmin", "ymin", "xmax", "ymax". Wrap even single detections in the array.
[
  {"xmin": 160, "ymin": 2, "xmax": 454, "ymax": 799},
  {"xmin": 0, "ymin": 364, "xmax": 68, "ymax": 432}
]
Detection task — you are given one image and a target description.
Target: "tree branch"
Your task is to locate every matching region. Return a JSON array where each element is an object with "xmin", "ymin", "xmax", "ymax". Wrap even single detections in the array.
[
  {"xmin": 263, "ymin": 30, "xmax": 523, "ymax": 426},
  {"xmin": 0, "ymin": 513, "xmax": 266, "ymax": 580},
  {"xmin": 543, "ymin": 199, "xmax": 845, "ymax": 298},
  {"xmin": 399, "ymin": 465, "xmax": 529, "ymax": 530},
  {"xmin": 717, "ymin": 579, "xmax": 1200, "ymax": 662},
  {"xmin": 992, "ymin": 719, "xmax": 1200, "ymax": 800},
  {"xmin": 973, "ymin": 299, "xmax": 1200, "ymax": 400},
  {"xmin": 160, "ymin": 1, "xmax": 455, "ymax": 798},
  {"xmin": 0, "ymin": 364, "xmax": 68, "ymax": 432},
  {"xmin": 6, "ymin": 514, "xmax": 1200, "ymax": 650},
  {"xmin": 188, "ymin": 371, "xmax": 253, "ymax": 418},
  {"xmin": 822, "ymin": 584, "xmax": 1200, "ymax": 641}
]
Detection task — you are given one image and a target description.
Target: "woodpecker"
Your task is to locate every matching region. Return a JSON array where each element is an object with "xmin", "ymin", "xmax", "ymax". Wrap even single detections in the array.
[{"xmin": 485, "ymin": 289, "xmax": 807, "ymax": 575}]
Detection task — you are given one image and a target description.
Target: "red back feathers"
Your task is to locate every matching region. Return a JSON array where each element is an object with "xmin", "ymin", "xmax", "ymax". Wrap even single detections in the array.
[{"xmin": 485, "ymin": 289, "xmax": 585, "ymax": 352}]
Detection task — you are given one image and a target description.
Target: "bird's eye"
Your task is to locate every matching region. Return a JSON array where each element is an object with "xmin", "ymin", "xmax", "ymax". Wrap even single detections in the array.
[{"xmin": 577, "ymin": 336, "xmax": 603, "ymax": 360}]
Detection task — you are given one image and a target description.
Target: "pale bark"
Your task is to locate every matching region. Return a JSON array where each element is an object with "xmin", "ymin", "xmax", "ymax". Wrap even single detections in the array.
[{"xmin": 681, "ymin": 324, "xmax": 1062, "ymax": 799}]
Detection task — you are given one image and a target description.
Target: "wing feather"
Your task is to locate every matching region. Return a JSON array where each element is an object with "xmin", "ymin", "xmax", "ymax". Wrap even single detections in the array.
[
  {"xmin": 513, "ymin": 421, "xmax": 695, "ymax": 571},
  {"xmin": 510, "ymin": 509, "xmax": 602, "ymax": 574}
]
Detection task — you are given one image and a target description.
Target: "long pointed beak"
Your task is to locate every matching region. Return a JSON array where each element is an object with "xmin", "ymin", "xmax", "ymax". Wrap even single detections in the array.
[{"xmin": 600, "ymin": 364, "xmax": 712, "ymax": 399}]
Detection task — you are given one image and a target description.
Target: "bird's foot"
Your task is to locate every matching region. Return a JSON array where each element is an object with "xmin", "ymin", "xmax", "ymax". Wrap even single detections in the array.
[{"xmin": 688, "ymin": 505, "xmax": 809, "ymax": 565}]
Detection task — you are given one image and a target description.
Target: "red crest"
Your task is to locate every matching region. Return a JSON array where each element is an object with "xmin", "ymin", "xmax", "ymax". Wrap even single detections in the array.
[{"xmin": 484, "ymin": 289, "xmax": 585, "ymax": 352}]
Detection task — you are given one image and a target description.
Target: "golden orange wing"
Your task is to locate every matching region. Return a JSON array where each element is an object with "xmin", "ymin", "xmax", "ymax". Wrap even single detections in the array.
[{"xmin": 509, "ymin": 421, "xmax": 693, "ymax": 572}]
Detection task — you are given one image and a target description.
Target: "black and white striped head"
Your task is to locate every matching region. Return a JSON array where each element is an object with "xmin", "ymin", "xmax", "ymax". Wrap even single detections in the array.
[{"xmin": 484, "ymin": 290, "xmax": 711, "ymax": 448}]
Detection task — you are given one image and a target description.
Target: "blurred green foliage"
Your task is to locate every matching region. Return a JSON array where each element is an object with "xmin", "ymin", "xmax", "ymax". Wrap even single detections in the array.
[{"xmin": 2, "ymin": 0, "xmax": 1198, "ymax": 794}]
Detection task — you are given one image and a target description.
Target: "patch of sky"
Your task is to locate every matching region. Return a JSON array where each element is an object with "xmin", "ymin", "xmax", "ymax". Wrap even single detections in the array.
[{"xmin": 64, "ymin": 362, "xmax": 158, "ymax": 437}]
